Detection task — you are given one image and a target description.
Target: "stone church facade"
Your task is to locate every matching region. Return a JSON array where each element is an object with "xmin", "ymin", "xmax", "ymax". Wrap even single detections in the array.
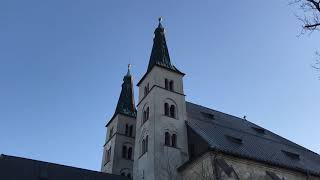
[{"xmin": 100, "ymin": 19, "xmax": 320, "ymax": 180}]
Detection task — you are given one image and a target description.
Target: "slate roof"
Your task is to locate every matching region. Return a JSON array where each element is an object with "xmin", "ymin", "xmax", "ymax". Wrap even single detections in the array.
[
  {"xmin": 185, "ymin": 101, "xmax": 320, "ymax": 176},
  {"xmin": 112, "ymin": 66, "xmax": 137, "ymax": 121},
  {"xmin": 137, "ymin": 19, "xmax": 184, "ymax": 86},
  {"xmin": 0, "ymin": 154, "xmax": 128, "ymax": 180}
]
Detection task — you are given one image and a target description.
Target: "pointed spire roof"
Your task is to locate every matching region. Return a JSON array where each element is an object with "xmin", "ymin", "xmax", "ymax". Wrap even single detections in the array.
[
  {"xmin": 112, "ymin": 64, "xmax": 137, "ymax": 119},
  {"xmin": 138, "ymin": 18, "xmax": 184, "ymax": 86}
]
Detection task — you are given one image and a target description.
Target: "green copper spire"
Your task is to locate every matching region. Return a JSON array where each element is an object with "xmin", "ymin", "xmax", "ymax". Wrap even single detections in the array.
[
  {"xmin": 113, "ymin": 64, "xmax": 136, "ymax": 118},
  {"xmin": 147, "ymin": 18, "xmax": 182, "ymax": 73}
]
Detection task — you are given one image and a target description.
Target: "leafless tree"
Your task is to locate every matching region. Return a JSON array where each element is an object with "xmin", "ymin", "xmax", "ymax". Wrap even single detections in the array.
[
  {"xmin": 291, "ymin": 0, "xmax": 320, "ymax": 78},
  {"xmin": 312, "ymin": 51, "xmax": 320, "ymax": 79},
  {"xmin": 291, "ymin": 0, "xmax": 320, "ymax": 33}
]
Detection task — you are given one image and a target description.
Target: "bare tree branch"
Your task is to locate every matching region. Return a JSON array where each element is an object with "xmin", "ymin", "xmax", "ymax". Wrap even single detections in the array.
[{"xmin": 291, "ymin": 0, "xmax": 320, "ymax": 32}]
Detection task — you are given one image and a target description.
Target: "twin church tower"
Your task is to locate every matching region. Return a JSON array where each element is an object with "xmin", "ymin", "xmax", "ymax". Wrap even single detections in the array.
[{"xmin": 101, "ymin": 19, "xmax": 189, "ymax": 180}]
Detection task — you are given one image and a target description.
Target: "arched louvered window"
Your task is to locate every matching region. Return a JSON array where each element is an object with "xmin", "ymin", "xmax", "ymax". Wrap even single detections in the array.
[
  {"xmin": 164, "ymin": 103, "xmax": 169, "ymax": 116},
  {"xmin": 172, "ymin": 134, "xmax": 177, "ymax": 147},
  {"xmin": 142, "ymin": 139, "xmax": 146, "ymax": 154},
  {"xmin": 109, "ymin": 127, "xmax": 113, "ymax": 139},
  {"xmin": 125, "ymin": 124, "xmax": 129, "ymax": 136},
  {"xmin": 146, "ymin": 107, "xmax": 149, "ymax": 120},
  {"xmin": 122, "ymin": 146, "xmax": 127, "ymax": 159},
  {"xmin": 105, "ymin": 147, "xmax": 111, "ymax": 163},
  {"xmin": 145, "ymin": 136, "xmax": 148, "ymax": 152},
  {"xmin": 129, "ymin": 125, "xmax": 133, "ymax": 137},
  {"xmin": 169, "ymin": 80, "xmax": 174, "ymax": 91},
  {"xmin": 128, "ymin": 147, "xmax": 133, "ymax": 160},
  {"xmin": 165, "ymin": 132, "xmax": 170, "ymax": 146},
  {"xmin": 165, "ymin": 79, "xmax": 169, "ymax": 89},
  {"xmin": 143, "ymin": 107, "xmax": 149, "ymax": 124},
  {"xmin": 170, "ymin": 105, "xmax": 176, "ymax": 118}
]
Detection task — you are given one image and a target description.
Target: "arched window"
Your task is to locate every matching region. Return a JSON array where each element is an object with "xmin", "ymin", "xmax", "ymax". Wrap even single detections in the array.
[
  {"xmin": 172, "ymin": 134, "xmax": 177, "ymax": 147},
  {"xmin": 144, "ymin": 83, "xmax": 150, "ymax": 97},
  {"xmin": 169, "ymin": 80, "xmax": 174, "ymax": 91},
  {"xmin": 145, "ymin": 136, "xmax": 148, "ymax": 152},
  {"xmin": 144, "ymin": 87, "xmax": 148, "ymax": 97},
  {"xmin": 109, "ymin": 127, "xmax": 113, "ymax": 139},
  {"xmin": 142, "ymin": 139, "xmax": 146, "ymax": 154},
  {"xmin": 129, "ymin": 125, "xmax": 133, "ymax": 137},
  {"xmin": 165, "ymin": 79, "xmax": 169, "ymax": 89},
  {"xmin": 170, "ymin": 105, "xmax": 176, "ymax": 118},
  {"xmin": 146, "ymin": 107, "xmax": 149, "ymax": 120},
  {"xmin": 125, "ymin": 124, "xmax": 129, "ymax": 136},
  {"xmin": 165, "ymin": 132, "xmax": 170, "ymax": 146},
  {"xmin": 105, "ymin": 147, "xmax": 111, "ymax": 163},
  {"xmin": 128, "ymin": 147, "xmax": 133, "ymax": 160},
  {"xmin": 122, "ymin": 146, "xmax": 127, "ymax": 159},
  {"xmin": 164, "ymin": 103, "xmax": 169, "ymax": 116},
  {"xmin": 127, "ymin": 173, "xmax": 131, "ymax": 179},
  {"xmin": 143, "ymin": 107, "xmax": 150, "ymax": 124},
  {"xmin": 141, "ymin": 136, "xmax": 148, "ymax": 155}
]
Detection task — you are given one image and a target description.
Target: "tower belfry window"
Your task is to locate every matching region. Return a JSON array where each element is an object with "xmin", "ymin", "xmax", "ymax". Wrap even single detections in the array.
[
  {"xmin": 165, "ymin": 132, "xmax": 170, "ymax": 146},
  {"xmin": 109, "ymin": 127, "xmax": 114, "ymax": 139},
  {"xmin": 165, "ymin": 79, "xmax": 169, "ymax": 89},
  {"xmin": 164, "ymin": 103, "xmax": 169, "ymax": 116},
  {"xmin": 170, "ymin": 105, "xmax": 176, "ymax": 118},
  {"xmin": 128, "ymin": 147, "xmax": 133, "ymax": 160},
  {"xmin": 125, "ymin": 124, "xmax": 129, "ymax": 136},
  {"xmin": 129, "ymin": 125, "xmax": 133, "ymax": 137},
  {"xmin": 172, "ymin": 134, "xmax": 177, "ymax": 147},
  {"xmin": 122, "ymin": 146, "xmax": 127, "ymax": 158},
  {"xmin": 169, "ymin": 80, "xmax": 174, "ymax": 91}
]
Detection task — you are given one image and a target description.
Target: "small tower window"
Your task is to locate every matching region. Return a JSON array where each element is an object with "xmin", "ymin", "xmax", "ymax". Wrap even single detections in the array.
[
  {"xmin": 129, "ymin": 125, "xmax": 133, "ymax": 137},
  {"xmin": 125, "ymin": 124, "xmax": 129, "ymax": 136},
  {"xmin": 164, "ymin": 103, "xmax": 169, "ymax": 116},
  {"xmin": 127, "ymin": 173, "xmax": 131, "ymax": 179},
  {"xmin": 122, "ymin": 146, "xmax": 127, "ymax": 158},
  {"xmin": 170, "ymin": 105, "xmax": 176, "ymax": 118},
  {"xmin": 105, "ymin": 147, "xmax": 111, "ymax": 163},
  {"xmin": 169, "ymin": 80, "xmax": 174, "ymax": 91},
  {"xmin": 165, "ymin": 132, "xmax": 170, "ymax": 146},
  {"xmin": 171, "ymin": 134, "xmax": 177, "ymax": 147},
  {"xmin": 128, "ymin": 147, "xmax": 133, "ymax": 160},
  {"xmin": 109, "ymin": 127, "xmax": 114, "ymax": 139},
  {"xmin": 165, "ymin": 79, "xmax": 169, "ymax": 89},
  {"xmin": 143, "ymin": 107, "xmax": 149, "ymax": 124},
  {"xmin": 141, "ymin": 136, "xmax": 148, "ymax": 155},
  {"xmin": 145, "ymin": 136, "xmax": 148, "ymax": 152},
  {"xmin": 144, "ymin": 83, "xmax": 150, "ymax": 97}
]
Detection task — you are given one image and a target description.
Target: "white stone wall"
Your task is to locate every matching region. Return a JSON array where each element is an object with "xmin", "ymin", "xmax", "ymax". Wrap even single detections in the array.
[
  {"xmin": 134, "ymin": 66, "xmax": 189, "ymax": 180},
  {"xmin": 101, "ymin": 114, "xmax": 136, "ymax": 178}
]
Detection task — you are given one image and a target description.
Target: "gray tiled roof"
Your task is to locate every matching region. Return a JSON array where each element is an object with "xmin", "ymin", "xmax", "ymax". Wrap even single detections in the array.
[
  {"xmin": 0, "ymin": 154, "xmax": 128, "ymax": 180},
  {"xmin": 186, "ymin": 102, "xmax": 320, "ymax": 176}
]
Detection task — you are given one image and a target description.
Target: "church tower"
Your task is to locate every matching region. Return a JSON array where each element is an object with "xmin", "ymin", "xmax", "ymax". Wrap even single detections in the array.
[
  {"xmin": 133, "ymin": 19, "xmax": 189, "ymax": 180},
  {"xmin": 101, "ymin": 65, "xmax": 137, "ymax": 179}
]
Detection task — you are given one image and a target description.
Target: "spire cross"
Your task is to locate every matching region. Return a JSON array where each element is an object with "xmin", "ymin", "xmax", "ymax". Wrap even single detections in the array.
[{"xmin": 127, "ymin": 64, "xmax": 132, "ymax": 76}]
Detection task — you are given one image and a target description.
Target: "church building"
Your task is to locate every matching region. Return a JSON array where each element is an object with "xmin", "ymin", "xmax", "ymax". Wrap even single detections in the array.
[
  {"xmin": 1, "ymin": 19, "xmax": 320, "ymax": 180},
  {"xmin": 100, "ymin": 19, "xmax": 320, "ymax": 180}
]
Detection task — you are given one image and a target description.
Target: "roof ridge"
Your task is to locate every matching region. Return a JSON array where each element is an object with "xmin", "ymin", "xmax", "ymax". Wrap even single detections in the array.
[{"xmin": 186, "ymin": 101, "xmax": 320, "ymax": 156}]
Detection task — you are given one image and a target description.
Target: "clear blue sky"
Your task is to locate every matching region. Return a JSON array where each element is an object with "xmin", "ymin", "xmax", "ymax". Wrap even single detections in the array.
[{"xmin": 1, "ymin": 0, "xmax": 319, "ymax": 171}]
